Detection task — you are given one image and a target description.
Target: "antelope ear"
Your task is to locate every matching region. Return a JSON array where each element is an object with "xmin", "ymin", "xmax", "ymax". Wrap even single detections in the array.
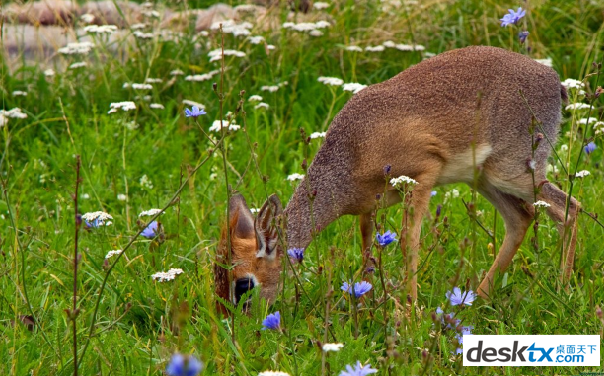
[
  {"xmin": 255, "ymin": 194, "xmax": 282, "ymax": 259},
  {"xmin": 229, "ymin": 194, "xmax": 255, "ymax": 239}
]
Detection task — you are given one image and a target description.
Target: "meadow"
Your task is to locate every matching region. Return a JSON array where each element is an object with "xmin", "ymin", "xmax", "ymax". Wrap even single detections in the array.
[{"xmin": 1, "ymin": 0, "xmax": 604, "ymax": 375}]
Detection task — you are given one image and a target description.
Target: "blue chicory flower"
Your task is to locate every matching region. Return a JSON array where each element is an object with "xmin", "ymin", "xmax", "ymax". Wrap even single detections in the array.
[
  {"xmin": 446, "ymin": 287, "xmax": 476, "ymax": 306},
  {"xmin": 166, "ymin": 353, "xmax": 203, "ymax": 376},
  {"xmin": 262, "ymin": 311, "xmax": 280, "ymax": 330},
  {"xmin": 185, "ymin": 106, "xmax": 206, "ymax": 118},
  {"xmin": 584, "ymin": 141, "xmax": 597, "ymax": 155},
  {"xmin": 376, "ymin": 230, "xmax": 396, "ymax": 246},
  {"xmin": 430, "ymin": 190, "xmax": 437, "ymax": 197},
  {"xmin": 141, "ymin": 220, "xmax": 159, "ymax": 238},
  {"xmin": 454, "ymin": 326, "xmax": 474, "ymax": 355},
  {"xmin": 341, "ymin": 281, "xmax": 372, "ymax": 298},
  {"xmin": 339, "ymin": 361, "xmax": 378, "ymax": 376},
  {"xmin": 287, "ymin": 248, "xmax": 304, "ymax": 262},
  {"xmin": 500, "ymin": 7, "xmax": 526, "ymax": 27},
  {"xmin": 518, "ymin": 31, "xmax": 529, "ymax": 43}
]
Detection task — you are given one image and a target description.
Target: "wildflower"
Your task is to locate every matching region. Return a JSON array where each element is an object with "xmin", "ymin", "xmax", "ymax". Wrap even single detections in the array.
[
  {"xmin": 248, "ymin": 35, "xmax": 265, "ymax": 44},
  {"xmin": 69, "ymin": 62, "xmax": 87, "ymax": 69},
  {"xmin": 58, "ymin": 41, "xmax": 94, "ymax": 55},
  {"xmin": 318, "ymin": 76, "xmax": 344, "ymax": 86},
  {"xmin": 105, "ymin": 250, "xmax": 123, "ymax": 259},
  {"xmin": 185, "ymin": 106, "xmax": 206, "ymax": 118},
  {"xmin": 258, "ymin": 372, "xmax": 290, "ymax": 376},
  {"xmin": 365, "ymin": 45, "xmax": 385, "ymax": 52},
  {"xmin": 533, "ymin": 200, "xmax": 551, "ymax": 208},
  {"xmin": 0, "ymin": 114, "xmax": 7, "ymax": 128},
  {"xmin": 584, "ymin": 141, "xmax": 597, "ymax": 155},
  {"xmin": 185, "ymin": 71, "xmax": 219, "ymax": 82},
  {"xmin": 390, "ymin": 175, "xmax": 418, "ymax": 189},
  {"xmin": 310, "ymin": 132, "xmax": 327, "ymax": 139},
  {"xmin": 254, "ymin": 102, "xmax": 269, "ymax": 110},
  {"xmin": 208, "ymin": 49, "xmax": 246, "ymax": 62},
  {"xmin": 150, "ymin": 103, "xmax": 164, "ymax": 110},
  {"xmin": 84, "ymin": 25, "xmax": 118, "ymax": 35},
  {"xmin": 579, "ymin": 117, "xmax": 597, "ymax": 125},
  {"xmin": 133, "ymin": 31, "xmax": 154, "ymax": 39},
  {"xmin": 0, "ymin": 108, "xmax": 27, "ymax": 119},
  {"xmin": 322, "ymin": 343, "xmax": 344, "ymax": 352},
  {"xmin": 565, "ymin": 103, "xmax": 590, "ymax": 111},
  {"xmin": 44, "ymin": 69, "xmax": 56, "ymax": 77},
  {"xmin": 117, "ymin": 194, "xmax": 127, "ymax": 201},
  {"xmin": 287, "ymin": 248, "xmax": 304, "ymax": 262},
  {"xmin": 376, "ymin": 230, "xmax": 396, "ymax": 246},
  {"xmin": 12, "ymin": 91, "xmax": 27, "ymax": 96},
  {"xmin": 500, "ymin": 7, "xmax": 526, "ymax": 27},
  {"xmin": 166, "ymin": 353, "xmax": 203, "ymax": 376},
  {"xmin": 262, "ymin": 311, "xmax": 281, "ymax": 330},
  {"xmin": 140, "ymin": 174, "xmax": 154, "ymax": 189},
  {"xmin": 248, "ymin": 95, "xmax": 263, "ymax": 102},
  {"xmin": 211, "ymin": 20, "xmax": 253, "ymax": 37},
  {"xmin": 339, "ymin": 361, "xmax": 377, "ymax": 376},
  {"xmin": 141, "ymin": 221, "xmax": 159, "ymax": 238},
  {"xmin": 261, "ymin": 85, "xmax": 280, "ymax": 92},
  {"xmin": 152, "ymin": 268, "xmax": 184, "ymax": 282},
  {"xmin": 209, "ymin": 120, "xmax": 240, "ymax": 132},
  {"xmin": 395, "ymin": 44, "xmax": 425, "ymax": 51},
  {"xmin": 287, "ymin": 173, "xmax": 305, "ymax": 181},
  {"xmin": 534, "ymin": 57, "xmax": 553, "ymax": 68},
  {"xmin": 170, "ymin": 69, "xmax": 184, "ymax": 76},
  {"xmin": 342, "ymin": 83, "xmax": 367, "ymax": 94},
  {"xmin": 314, "ymin": 2, "xmax": 330, "ymax": 10},
  {"xmin": 345, "ymin": 45, "xmax": 363, "ymax": 52},
  {"xmin": 444, "ymin": 189, "xmax": 460, "ymax": 200},
  {"xmin": 382, "ymin": 40, "xmax": 396, "ymax": 48},
  {"xmin": 341, "ymin": 280, "xmax": 372, "ymax": 298},
  {"xmin": 575, "ymin": 170, "xmax": 590, "ymax": 178},
  {"xmin": 446, "ymin": 287, "xmax": 476, "ymax": 306},
  {"xmin": 430, "ymin": 190, "xmax": 437, "ymax": 197},
  {"xmin": 130, "ymin": 23, "xmax": 147, "ymax": 30},
  {"xmin": 80, "ymin": 13, "xmax": 95, "ymax": 24},
  {"xmin": 139, "ymin": 208, "xmax": 162, "ymax": 217},
  {"xmin": 561, "ymin": 78, "xmax": 585, "ymax": 90},
  {"xmin": 108, "ymin": 101, "xmax": 136, "ymax": 114},
  {"xmin": 82, "ymin": 211, "xmax": 113, "ymax": 228},
  {"xmin": 518, "ymin": 31, "xmax": 529, "ymax": 43}
]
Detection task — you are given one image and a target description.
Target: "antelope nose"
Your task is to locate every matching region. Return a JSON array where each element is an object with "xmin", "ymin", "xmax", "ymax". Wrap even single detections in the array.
[{"xmin": 234, "ymin": 278, "xmax": 255, "ymax": 304}]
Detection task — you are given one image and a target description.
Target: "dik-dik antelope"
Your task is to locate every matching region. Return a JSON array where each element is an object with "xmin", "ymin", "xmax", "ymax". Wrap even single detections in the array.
[{"xmin": 215, "ymin": 45, "xmax": 579, "ymax": 309}]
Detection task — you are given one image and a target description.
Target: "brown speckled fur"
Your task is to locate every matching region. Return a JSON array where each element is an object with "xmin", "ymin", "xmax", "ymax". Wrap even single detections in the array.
[{"xmin": 216, "ymin": 46, "xmax": 579, "ymax": 308}]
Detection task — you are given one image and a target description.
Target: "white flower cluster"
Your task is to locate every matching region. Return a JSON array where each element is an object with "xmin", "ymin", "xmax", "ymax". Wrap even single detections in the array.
[
  {"xmin": 133, "ymin": 31, "xmax": 154, "ymax": 39},
  {"xmin": 145, "ymin": 78, "xmax": 162, "ymax": 84},
  {"xmin": 58, "ymin": 42, "xmax": 94, "ymax": 55},
  {"xmin": 108, "ymin": 101, "xmax": 136, "ymax": 113},
  {"xmin": 151, "ymin": 268, "xmax": 184, "ymax": 282},
  {"xmin": 578, "ymin": 117, "xmax": 597, "ymax": 125},
  {"xmin": 0, "ymin": 108, "xmax": 28, "ymax": 119},
  {"xmin": 575, "ymin": 170, "xmax": 590, "ymax": 178},
  {"xmin": 533, "ymin": 200, "xmax": 551, "ymax": 208},
  {"xmin": 139, "ymin": 208, "xmax": 162, "ymax": 217},
  {"xmin": 318, "ymin": 76, "xmax": 344, "ymax": 86},
  {"xmin": 345, "ymin": 40, "xmax": 425, "ymax": 53},
  {"xmin": 287, "ymin": 173, "xmax": 305, "ymax": 181},
  {"xmin": 13, "ymin": 91, "xmax": 27, "ymax": 96},
  {"xmin": 534, "ymin": 57, "xmax": 553, "ymax": 67},
  {"xmin": 84, "ymin": 25, "xmax": 118, "ymax": 35},
  {"xmin": 170, "ymin": 69, "xmax": 184, "ymax": 76},
  {"xmin": 209, "ymin": 120, "xmax": 240, "ymax": 132},
  {"xmin": 185, "ymin": 70, "xmax": 219, "ymax": 82},
  {"xmin": 44, "ymin": 69, "xmax": 55, "ymax": 77},
  {"xmin": 342, "ymin": 82, "xmax": 367, "ymax": 94},
  {"xmin": 594, "ymin": 121, "xmax": 604, "ymax": 135},
  {"xmin": 258, "ymin": 372, "xmax": 291, "ymax": 376},
  {"xmin": 561, "ymin": 78, "xmax": 586, "ymax": 95},
  {"xmin": 150, "ymin": 103, "xmax": 164, "ymax": 110},
  {"xmin": 444, "ymin": 189, "xmax": 460, "ymax": 200},
  {"xmin": 255, "ymin": 102, "xmax": 269, "ymax": 110},
  {"xmin": 82, "ymin": 211, "xmax": 114, "ymax": 226},
  {"xmin": 365, "ymin": 45, "xmax": 385, "ymax": 52},
  {"xmin": 208, "ymin": 49, "xmax": 246, "ymax": 62},
  {"xmin": 261, "ymin": 81, "xmax": 288, "ymax": 92},
  {"xmin": 248, "ymin": 35, "xmax": 265, "ymax": 44},
  {"xmin": 345, "ymin": 45, "xmax": 363, "ymax": 52},
  {"xmin": 69, "ymin": 62, "xmax": 87, "ymax": 69},
  {"xmin": 105, "ymin": 250, "xmax": 123, "ymax": 259},
  {"xmin": 310, "ymin": 131, "xmax": 327, "ymax": 139},
  {"xmin": 282, "ymin": 20, "xmax": 331, "ymax": 36},
  {"xmin": 565, "ymin": 103, "xmax": 590, "ymax": 111},
  {"xmin": 390, "ymin": 175, "xmax": 418, "ymax": 189},
  {"xmin": 314, "ymin": 2, "xmax": 330, "ymax": 10},
  {"xmin": 123, "ymin": 83, "xmax": 153, "ymax": 90},
  {"xmin": 211, "ymin": 20, "xmax": 253, "ymax": 37},
  {"xmin": 248, "ymin": 95, "xmax": 263, "ymax": 102},
  {"xmin": 322, "ymin": 343, "xmax": 344, "ymax": 352},
  {"xmin": 80, "ymin": 13, "xmax": 95, "ymax": 23},
  {"xmin": 140, "ymin": 174, "xmax": 154, "ymax": 190}
]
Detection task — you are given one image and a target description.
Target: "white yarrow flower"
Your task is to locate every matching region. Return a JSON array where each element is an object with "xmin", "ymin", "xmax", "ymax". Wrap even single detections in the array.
[
  {"xmin": 69, "ymin": 62, "xmax": 87, "ymax": 69},
  {"xmin": 80, "ymin": 13, "xmax": 95, "ymax": 24},
  {"xmin": 533, "ymin": 200, "xmax": 551, "ymax": 208},
  {"xmin": 105, "ymin": 250, "xmax": 123, "ymax": 259},
  {"xmin": 314, "ymin": 2, "xmax": 330, "ymax": 10},
  {"xmin": 0, "ymin": 108, "xmax": 28, "ymax": 119},
  {"xmin": 310, "ymin": 132, "xmax": 327, "ymax": 139},
  {"xmin": 318, "ymin": 76, "xmax": 344, "ymax": 86},
  {"xmin": 344, "ymin": 45, "xmax": 363, "ymax": 52},
  {"xmin": 12, "ymin": 91, "xmax": 27, "ymax": 96},
  {"xmin": 84, "ymin": 24, "xmax": 118, "ymax": 35},
  {"xmin": 185, "ymin": 71, "xmax": 219, "ymax": 82},
  {"xmin": 170, "ymin": 69, "xmax": 184, "ymax": 76},
  {"xmin": 561, "ymin": 78, "xmax": 585, "ymax": 90},
  {"xmin": 0, "ymin": 114, "xmax": 8, "ymax": 128},
  {"xmin": 365, "ymin": 45, "xmax": 385, "ymax": 52},
  {"xmin": 565, "ymin": 103, "xmax": 590, "ymax": 111},
  {"xmin": 578, "ymin": 117, "xmax": 597, "ymax": 125},
  {"xmin": 575, "ymin": 170, "xmax": 590, "ymax": 178},
  {"xmin": 287, "ymin": 173, "xmax": 305, "ymax": 181},
  {"xmin": 150, "ymin": 103, "xmax": 164, "ymax": 110},
  {"xmin": 390, "ymin": 175, "xmax": 418, "ymax": 188},
  {"xmin": 248, "ymin": 35, "xmax": 265, "ymax": 44},
  {"xmin": 82, "ymin": 211, "xmax": 114, "ymax": 227},
  {"xmin": 258, "ymin": 372, "xmax": 291, "ymax": 376},
  {"xmin": 117, "ymin": 194, "xmax": 127, "ymax": 201},
  {"xmin": 58, "ymin": 41, "xmax": 94, "ymax": 55},
  {"xmin": 534, "ymin": 57, "xmax": 553, "ymax": 67},
  {"xmin": 44, "ymin": 69, "xmax": 56, "ymax": 77},
  {"xmin": 139, "ymin": 208, "xmax": 162, "ymax": 217},
  {"xmin": 342, "ymin": 83, "xmax": 367, "ymax": 94},
  {"xmin": 108, "ymin": 101, "xmax": 136, "ymax": 113},
  {"xmin": 322, "ymin": 343, "xmax": 344, "ymax": 352},
  {"xmin": 209, "ymin": 120, "xmax": 240, "ymax": 132},
  {"xmin": 248, "ymin": 95, "xmax": 263, "ymax": 102},
  {"xmin": 254, "ymin": 102, "xmax": 269, "ymax": 110},
  {"xmin": 151, "ymin": 268, "xmax": 184, "ymax": 282},
  {"xmin": 208, "ymin": 49, "xmax": 246, "ymax": 62},
  {"xmin": 140, "ymin": 174, "xmax": 154, "ymax": 190},
  {"xmin": 261, "ymin": 85, "xmax": 280, "ymax": 92}
]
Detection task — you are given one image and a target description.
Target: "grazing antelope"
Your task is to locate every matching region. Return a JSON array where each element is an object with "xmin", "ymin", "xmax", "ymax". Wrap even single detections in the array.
[{"xmin": 215, "ymin": 46, "xmax": 579, "ymax": 310}]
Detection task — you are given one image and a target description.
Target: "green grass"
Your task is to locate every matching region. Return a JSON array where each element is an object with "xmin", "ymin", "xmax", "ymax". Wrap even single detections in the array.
[{"xmin": 1, "ymin": 0, "xmax": 603, "ymax": 375}]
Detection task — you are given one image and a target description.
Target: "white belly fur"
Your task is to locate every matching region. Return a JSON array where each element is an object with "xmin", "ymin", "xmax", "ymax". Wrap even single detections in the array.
[{"xmin": 436, "ymin": 144, "xmax": 493, "ymax": 185}]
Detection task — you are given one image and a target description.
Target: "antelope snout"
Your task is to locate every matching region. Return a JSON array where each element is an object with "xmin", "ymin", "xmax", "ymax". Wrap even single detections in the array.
[{"xmin": 234, "ymin": 277, "xmax": 255, "ymax": 305}]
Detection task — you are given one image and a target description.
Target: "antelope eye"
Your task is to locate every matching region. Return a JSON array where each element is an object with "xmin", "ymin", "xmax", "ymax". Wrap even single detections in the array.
[{"xmin": 234, "ymin": 278, "xmax": 255, "ymax": 304}]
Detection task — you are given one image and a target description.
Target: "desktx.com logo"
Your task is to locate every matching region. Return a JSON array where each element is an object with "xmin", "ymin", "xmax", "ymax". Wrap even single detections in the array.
[{"xmin": 463, "ymin": 335, "xmax": 600, "ymax": 366}]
